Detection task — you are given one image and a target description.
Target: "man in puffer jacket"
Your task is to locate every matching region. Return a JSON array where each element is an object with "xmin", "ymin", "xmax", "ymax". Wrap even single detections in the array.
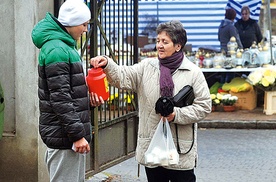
[{"xmin": 31, "ymin": 0, "xmax": 103, "ymax": 181}]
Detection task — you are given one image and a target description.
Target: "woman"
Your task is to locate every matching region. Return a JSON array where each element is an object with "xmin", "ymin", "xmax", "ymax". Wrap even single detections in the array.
[
  {"xmin": 90, "ymin": 20, "xmax": 211, "ymax": 182},
  {"xmin": 234, "ymin": 6, "xmax": 263, "ymax": 49},
  {"xmin": 218, "ymin": 8, "xmax": 243, "ymax": 53}
]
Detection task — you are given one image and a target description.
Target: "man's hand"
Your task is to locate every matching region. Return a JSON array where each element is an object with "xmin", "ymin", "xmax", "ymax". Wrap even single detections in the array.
[
  {"xmin": 90, "ymin": 92, "xmax": 104, "ymax": 107},
  {"xmin": 73, "ymin": 137, "xmax": 90, "ymax": 154}
]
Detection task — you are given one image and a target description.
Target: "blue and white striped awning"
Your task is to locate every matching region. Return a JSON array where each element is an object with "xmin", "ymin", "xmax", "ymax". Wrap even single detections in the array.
[
  {"xmin": 97, "ymin": 0, "xmax": 262, "ymax": 51},
  {"xmin": 138, "ymin": 0, "xmax": 228, "ymax": 50},
  {"xmin": 226, "ymin": 0, "xmax": 262, "ymax": 21}
]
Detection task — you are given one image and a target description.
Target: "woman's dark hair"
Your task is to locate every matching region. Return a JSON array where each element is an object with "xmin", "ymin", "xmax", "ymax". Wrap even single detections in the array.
[
  {"xmin": 241, "ymin": 6, "xmax": 250, "ymax": 14},
  {"xmin": 225, "ymin": 8, "xmax": 236, "ymax": 20},
  {"xmin": 156, "ymin": 20, "xmax": 187, "ymax": 51}
]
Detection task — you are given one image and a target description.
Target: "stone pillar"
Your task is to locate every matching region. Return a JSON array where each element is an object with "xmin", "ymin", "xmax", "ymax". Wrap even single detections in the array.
[{"xmin": 0, "ymin": 0, "xmax": 53, "ymax": 181}]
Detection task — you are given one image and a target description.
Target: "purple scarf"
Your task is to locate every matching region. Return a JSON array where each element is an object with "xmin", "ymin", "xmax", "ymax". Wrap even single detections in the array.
[{"xmin": 159, "ymin": 51, "xmax": 184, "ymax": 97}]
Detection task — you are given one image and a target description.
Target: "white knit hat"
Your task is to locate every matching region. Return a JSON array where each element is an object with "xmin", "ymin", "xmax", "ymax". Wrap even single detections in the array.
[{"xmin": 58, "ymin": 0, "xmax": 91, "ymax": 26}]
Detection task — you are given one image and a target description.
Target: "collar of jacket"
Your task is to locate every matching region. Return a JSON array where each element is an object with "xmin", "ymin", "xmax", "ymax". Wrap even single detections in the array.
[
  {"xmin": 178, "ymin": 55, "xmax": 193, "ymax": 71},
  {"xmin": 149, "ymin": 55, "xmax": 192, "ymax": 72}
]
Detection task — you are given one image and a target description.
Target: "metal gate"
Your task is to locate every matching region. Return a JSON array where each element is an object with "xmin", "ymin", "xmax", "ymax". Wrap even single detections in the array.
[{"xmin": 54, "ymin": 0, "xmax": 140, "ymax": 177}]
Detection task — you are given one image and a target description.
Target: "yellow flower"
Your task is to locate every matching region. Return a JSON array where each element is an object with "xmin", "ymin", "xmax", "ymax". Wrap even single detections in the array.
[
  {"xmin": 263, "ymin": 75, "xmax": 275, "ymax": 85},
  {"xmin": 124, "ymin": 94, "xmax": 134, "ymax": 104},
  {"xmin": 210, "ymin": 94, "xmax": 216, "ymax": 100},
  {"xmin": 261, "ymin": 77, "xmax": 270, "ymax": 87},
  {"xmin": 263, "ymin": 69, "xmax": 271, "ymax": 76},
  {"xmin": 108, "ymin": 93, "xmax": 119, "ymax": 104},
  {"xmin": 216, "ymin": 93, "xmax": 223, "ymax": 100},
  {"xmin": 271, "ymin": 70, "xmax": 276, "ymax": 78},
  {"xmin": 214, "ymin": 99, "xmax": 220, "ymax": 105}
]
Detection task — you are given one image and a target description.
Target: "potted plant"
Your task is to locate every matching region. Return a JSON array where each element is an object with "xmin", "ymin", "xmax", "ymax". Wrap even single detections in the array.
[
  {"xmin": 221, "ymin": 94, "xmax": 238, "ymax": 112},
  {"xmin": 210, "ymin": 93, "xmax": 221, "ymax": 111}
]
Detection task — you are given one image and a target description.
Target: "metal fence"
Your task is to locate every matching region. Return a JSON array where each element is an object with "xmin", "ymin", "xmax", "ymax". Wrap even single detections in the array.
[{"xmin": 80, "ymin": 0, "xmax": 139, "ymax": 176}]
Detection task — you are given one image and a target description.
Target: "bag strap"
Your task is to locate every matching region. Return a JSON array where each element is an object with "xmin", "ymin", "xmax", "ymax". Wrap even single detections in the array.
[{"xmin": 175, "ymin": 123, "xmax": 194, "ymax": 154}]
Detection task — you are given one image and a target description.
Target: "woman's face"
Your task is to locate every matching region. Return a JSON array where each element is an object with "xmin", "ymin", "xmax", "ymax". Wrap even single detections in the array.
[
  {"xmin": 241, "ymin": 10, "xmax": 250, "ymax": 21},
  {"xmin": 66, "ymin": 21, "xmax": 89, "ymax": 40},
  {"xmin": 156, "ymin": 31, "xmax": 181, "ymax": 59}
]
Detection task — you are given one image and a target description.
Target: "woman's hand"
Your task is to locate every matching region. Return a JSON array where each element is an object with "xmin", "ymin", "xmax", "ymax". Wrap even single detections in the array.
[
  {"xmin": 90, "ymin": 56, "xmax": 108, "ymax": 68},
  {"xmin": 162, "ymin": 112, "xmax": 175, "ymax": 122},
  {"xmin": 90, "ymin": 92, "xmax": 104, "ymax": 107}
]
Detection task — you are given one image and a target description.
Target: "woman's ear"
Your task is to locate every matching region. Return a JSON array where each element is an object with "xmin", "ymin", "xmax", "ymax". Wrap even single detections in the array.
[{"xmin": 175, "ymin": 44, "xmax": 182, "ymax": 52}]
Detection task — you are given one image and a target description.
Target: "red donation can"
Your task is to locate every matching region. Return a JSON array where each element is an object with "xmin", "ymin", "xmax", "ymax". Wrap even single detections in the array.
[{"xmin": 86, "ymin": 68, "xmax": 109, "ymax": 101}]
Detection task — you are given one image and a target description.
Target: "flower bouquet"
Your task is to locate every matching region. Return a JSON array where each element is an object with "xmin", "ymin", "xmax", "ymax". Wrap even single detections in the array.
[{"xmin": 245, "ymin": 67, "xmax": 276, "ymax": 91}]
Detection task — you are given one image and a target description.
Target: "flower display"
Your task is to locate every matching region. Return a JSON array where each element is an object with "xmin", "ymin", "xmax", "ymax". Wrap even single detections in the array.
[
  {"xmin": 108, "ymin": 93, "xmax": 119, "ymax": 105},
  {"xmin": 210, "ymin": 93, "xmax": 221, "ymax": 106},
  {"xmin": 246, "ymin": 67, "xmax": 276, "ymax": 91},
  {"xmin": 220, "ymin": 94, "xmax": 238, "ymax": 106},
  {"xmin": 124, "ymin": 94, "xmax": 134, "ymax": 104}
]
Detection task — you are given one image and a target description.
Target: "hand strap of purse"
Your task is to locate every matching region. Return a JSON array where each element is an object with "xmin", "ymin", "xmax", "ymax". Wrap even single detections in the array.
[{"xmin": 175, "ymin": 123, "xmax": 194, "ymax": 154}]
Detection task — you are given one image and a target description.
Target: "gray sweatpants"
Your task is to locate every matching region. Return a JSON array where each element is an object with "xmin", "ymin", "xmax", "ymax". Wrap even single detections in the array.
[{"xmin": 45, "ymin": 148, "xmax": 85, "ymax": 182}]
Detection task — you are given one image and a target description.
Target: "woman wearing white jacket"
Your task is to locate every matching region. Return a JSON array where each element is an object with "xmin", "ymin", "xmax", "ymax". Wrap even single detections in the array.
[{"xmin": 90, "ymin": 20, "xmax": 211, "ymax": 182}]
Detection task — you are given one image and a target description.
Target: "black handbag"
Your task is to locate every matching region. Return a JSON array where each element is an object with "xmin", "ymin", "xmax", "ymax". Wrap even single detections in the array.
[
  {"xmin": 173, "ymin": 85, "xmax": 195, "ymax": 154},
  {"xmin": 173, "ymin": 85, "xmax": 195, "ymax": 107}
]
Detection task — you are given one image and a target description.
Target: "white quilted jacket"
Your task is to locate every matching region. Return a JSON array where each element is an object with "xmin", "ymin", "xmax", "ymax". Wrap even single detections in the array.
[{"xmin": 104, "ymin": 55, "xmax": 211, "ymax": 170}]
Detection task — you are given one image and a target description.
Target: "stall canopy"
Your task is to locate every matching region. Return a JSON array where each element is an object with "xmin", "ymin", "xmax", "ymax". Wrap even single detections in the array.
[
  {"xmin": 226, "ymin": 0, "xmax": 262, "ymax": 21},
  {"xmin": 101, "ymin": 0, "xmax": 268, "ymax": 51},
  {"xmin": 138, "ymin": 0, "xmax": 263, "ymax": 51}
]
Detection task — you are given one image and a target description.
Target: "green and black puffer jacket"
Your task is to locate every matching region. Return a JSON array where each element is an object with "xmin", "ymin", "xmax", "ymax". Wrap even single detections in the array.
[{"xmin": 31, "ymin": 12, "xmax": 91, "ymax": 149}]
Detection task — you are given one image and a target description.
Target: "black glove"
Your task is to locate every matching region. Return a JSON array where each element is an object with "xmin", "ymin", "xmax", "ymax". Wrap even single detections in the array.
[{"xmin": 155, "ymin": 97, "xmax": 174, "ymax": 117}]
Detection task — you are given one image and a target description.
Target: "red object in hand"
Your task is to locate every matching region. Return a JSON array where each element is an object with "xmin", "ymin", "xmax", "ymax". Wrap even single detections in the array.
[{"xmin": 86, "ymin": 68, "xmax": 109, "ymax": 101}]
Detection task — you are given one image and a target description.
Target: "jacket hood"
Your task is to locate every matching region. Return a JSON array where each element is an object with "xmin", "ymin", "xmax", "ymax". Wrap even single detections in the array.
[
  {"xmin": 31, "ymin": 12, "xmax": 75, "ymax": 49},
  {"xmin": 219, "ymin": 19, "xmax": 233, "ymax": 28}
]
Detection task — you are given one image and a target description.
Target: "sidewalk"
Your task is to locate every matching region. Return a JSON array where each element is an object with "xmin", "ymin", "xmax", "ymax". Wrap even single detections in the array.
[
  {"xmin": 200, "ymin": 107, "xmax": 276, "ymax": 129},
  {"xmin": 86, "ymin": 107, "xmax": 276, "ymax": 182}
]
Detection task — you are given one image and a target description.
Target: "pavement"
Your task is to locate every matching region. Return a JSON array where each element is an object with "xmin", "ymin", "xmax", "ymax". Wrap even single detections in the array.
[
  {"xmin": 86, "ymin": 107, "xmax": 276, "ymax": 182},
  {"xmin": 199, "ymin": 107, "xmax": 276, "ymax": 129}
]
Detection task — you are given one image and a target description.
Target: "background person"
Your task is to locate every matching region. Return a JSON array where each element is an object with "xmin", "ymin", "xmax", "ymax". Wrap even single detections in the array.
[
  {"xmin": 218, "ymin": 8, "xmax": 243, "ymax": 53},
  {"xmin": 218, "ymin": 8, "xmax": 242, "ymax": 84},
  {"xmin": 90, "ymin": 20, "xmax": 211, "ymax": 182},
  {"xmin": 234, "ymin": 5, "xmax": 263, "ymax": 49},
  {"xmin": 31, "ymin": 0, "xmax": 103, "ymax": 181}
]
